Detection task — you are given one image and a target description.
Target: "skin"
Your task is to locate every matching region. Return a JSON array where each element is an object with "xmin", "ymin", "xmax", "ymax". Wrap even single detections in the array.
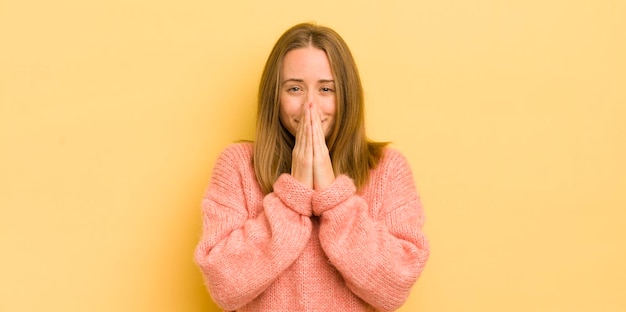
[{"xmin": 279, "ymin": 46, "xmax": 336, "ymax": 191}]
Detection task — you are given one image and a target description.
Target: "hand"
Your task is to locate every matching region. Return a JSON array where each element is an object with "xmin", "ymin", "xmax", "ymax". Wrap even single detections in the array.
[
  {"xmin": 291, "ymin": 104, "xmax": 313, "ymax": 189},
  {"xmin": 311, "ymin": 105, "xmax": 335, "ymax": 191},
  {"xmin": 291, "ymin": 103, "xmax": 335, "ymax": 191}
]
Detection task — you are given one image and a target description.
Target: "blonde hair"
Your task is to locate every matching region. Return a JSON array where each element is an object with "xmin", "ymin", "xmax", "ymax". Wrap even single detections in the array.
[{"xmin": 254, "ymin": 22, "xmax": 387, "ymax": 194}]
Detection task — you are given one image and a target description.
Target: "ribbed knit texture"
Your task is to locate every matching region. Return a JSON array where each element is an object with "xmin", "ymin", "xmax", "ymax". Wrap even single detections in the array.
[{"xmin": 194, "ymin": 143, "xmax": 429, "ymax": 312}]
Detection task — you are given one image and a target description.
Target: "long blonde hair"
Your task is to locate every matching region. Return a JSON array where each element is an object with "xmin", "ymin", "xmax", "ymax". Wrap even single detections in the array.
[{"xmin": 254, "ymin": 22, "xmax": 387, "ymax": 194}]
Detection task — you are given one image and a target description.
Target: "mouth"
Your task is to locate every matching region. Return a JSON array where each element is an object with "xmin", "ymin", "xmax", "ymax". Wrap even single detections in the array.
[{"xmin": 293, "ymin": 118, "xmax": 328, "ymax": 124}]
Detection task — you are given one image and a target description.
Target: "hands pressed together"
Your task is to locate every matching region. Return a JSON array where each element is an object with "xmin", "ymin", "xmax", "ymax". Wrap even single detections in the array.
[{"xmin": 291, "ymin": 103, "xmax": 336, "ymax": 191}]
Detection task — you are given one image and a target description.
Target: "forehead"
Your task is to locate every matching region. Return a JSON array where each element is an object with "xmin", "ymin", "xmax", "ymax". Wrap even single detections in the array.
[{"xmin": 281, "ymin": 47, "xmax": 333, "ymax": 79}]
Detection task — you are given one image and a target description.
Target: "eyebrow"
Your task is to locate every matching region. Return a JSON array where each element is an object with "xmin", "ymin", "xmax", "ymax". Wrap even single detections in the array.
[{"xmin": 281, "ymin": 78, "xmax": 335, "ymax": 85}]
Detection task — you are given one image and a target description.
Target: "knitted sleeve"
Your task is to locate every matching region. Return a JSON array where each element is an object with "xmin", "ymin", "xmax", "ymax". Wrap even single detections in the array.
[
  {"xmin": 194, "ymin": 144, "xmax": 314, "ymax": 311},
  {"xmin": 312, "ymin": 149, "xmax": 430, "ymax": 312}
]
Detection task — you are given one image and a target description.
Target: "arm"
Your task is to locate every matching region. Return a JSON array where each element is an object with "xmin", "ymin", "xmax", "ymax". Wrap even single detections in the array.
[
  {"xmin": 194, "ymin": 146, "xmax": 314, "ymax": 311},
  {"xmin": 312, "ymin": 151, "xmax": 430, "ymax": 312}
]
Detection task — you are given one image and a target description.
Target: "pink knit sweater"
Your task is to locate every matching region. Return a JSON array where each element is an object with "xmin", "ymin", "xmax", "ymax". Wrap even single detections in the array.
[{"xmin": 194, "ymin": 143, "xmax": 429, "ymax": 312}]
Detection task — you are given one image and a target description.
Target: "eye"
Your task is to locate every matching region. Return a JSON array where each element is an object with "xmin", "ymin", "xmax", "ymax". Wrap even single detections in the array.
[
  {"xmin": 321, "ymin": 86, "xmax": 335, "ymax": 93},
  {"xmin": 287, "ymin": 86, "xmax": 303, "ymax": 93}
]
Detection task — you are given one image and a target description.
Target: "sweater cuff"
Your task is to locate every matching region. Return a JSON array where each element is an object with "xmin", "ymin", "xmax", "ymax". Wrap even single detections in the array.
[
  {"xmin": 273, "ymin": 173, "xmax": 314, "ymax": 216},
  {"xmin": 312, "ymin": 175, "xmax": 356, "ymax": 216}
]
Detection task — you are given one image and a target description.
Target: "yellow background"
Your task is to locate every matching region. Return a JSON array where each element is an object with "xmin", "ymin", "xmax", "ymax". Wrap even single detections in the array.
[{"xmin": 1, "ymin": 0, "xmax": 624, "ymax": 311}]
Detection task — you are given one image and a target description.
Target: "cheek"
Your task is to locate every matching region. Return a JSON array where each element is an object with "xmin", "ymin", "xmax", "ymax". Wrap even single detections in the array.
[
  {"xmin": 279, "ymin": 98, "xmax": 299, "ymax": 135},
  {"xmin": 322, "ymin": 97, "xmax": 337, "ymax": 115},
  {"xmin": 280, "ymin": 95, "xmax": 300, "ymax": 116},
  {"xmin": 323, "ymin": 99, "xmax": 337, "ymax": 136}
]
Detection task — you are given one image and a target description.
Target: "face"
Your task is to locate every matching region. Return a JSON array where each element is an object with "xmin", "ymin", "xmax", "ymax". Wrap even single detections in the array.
[{"xmin": 279, "ymin": 47, "xmax": 337, "ymax": 137}]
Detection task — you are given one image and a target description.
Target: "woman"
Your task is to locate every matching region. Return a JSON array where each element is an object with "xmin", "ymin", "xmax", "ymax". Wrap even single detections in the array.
[{"xmin": 194, "ymin": 22, "xmax": 429, "ymax": 312}]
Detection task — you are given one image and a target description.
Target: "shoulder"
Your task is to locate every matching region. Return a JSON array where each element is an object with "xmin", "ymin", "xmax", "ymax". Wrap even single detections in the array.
[
  {"xmin": 379, "ymin": 146, "xmax": 411, "ymax": 169},
  {"xmin": 372, "ymin": 147, "xmax": 420, "ymax": 197},
  {"xmin": 373, "ymin": 146, "xmax": 416, "ymax": 182},
  {"xmin": 217, "ymin": 142, "xmax": 254, "ymax": 161},
  {"xmin": 213, "ymin": 142, "xmax": 254, "ymax": 171}
]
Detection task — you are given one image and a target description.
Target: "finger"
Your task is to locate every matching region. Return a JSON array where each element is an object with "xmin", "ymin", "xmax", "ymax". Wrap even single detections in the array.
[
  {"xmin": 296, "ymin": 105, "xmax": 307, "ymax": 143},
  {"xmin": 310, "ymin": 105, "xmax": 335, "ymax": 190},
  {"xmin": 300, "ymin": 104, "xmax": 313, "ymax": 156},
  {"xmin": 293, "ymin": 104, "xmax": 308, "ymax": 160},
  {"xmin": 304, "ymin": 104, "xmax": 314, "ymax": 187},
  {"xmin": 291, "ymin": 104, "xmax": 314, "ymax": 189},
  {"xmin": 311, "ymin": 106, "xmax": 328, "ymax": 154},
  {"xmin": 305, "ymin": 103, "xmax": 313, "ymax": 155}
]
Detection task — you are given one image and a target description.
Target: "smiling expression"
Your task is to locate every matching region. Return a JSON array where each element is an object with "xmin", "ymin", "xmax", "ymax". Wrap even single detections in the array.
[{"xmin": 279, "ymin": 47, "xmax": 337, "ymax": 138}]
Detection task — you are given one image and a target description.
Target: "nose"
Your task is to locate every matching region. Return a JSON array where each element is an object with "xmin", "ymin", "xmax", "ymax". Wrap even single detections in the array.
[{"xmin": 304, "ymin": 91, "xmax": 317, "ymax": 109}]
